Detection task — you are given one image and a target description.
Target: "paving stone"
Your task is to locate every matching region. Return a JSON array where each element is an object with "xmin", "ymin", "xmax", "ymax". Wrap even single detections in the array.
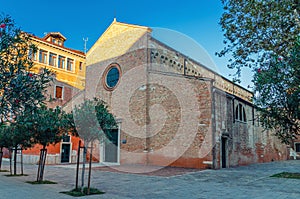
[{"xmin": 0, "ymin": 160, "xmax": 300, "ymax": 198}]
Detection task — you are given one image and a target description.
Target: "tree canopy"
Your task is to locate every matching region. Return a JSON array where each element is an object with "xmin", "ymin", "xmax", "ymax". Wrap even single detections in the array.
[
  {"xmin": 0, "ymin": 125, "xmax": 12, "ymax": 150},
  {"xmin": 253, "ymin": 40, "xmax": 300, "ymax": 144},
  {"xmin": 25, "ymin": 105, "xmax": 71, "ymax": 148},
  {"xmin": 72, "ymin": 98, "xmax": 117, "ymax": 144},
  {"xmin": 219, "ymin": 0, "xmax": 300, "ymax": 144},
  {"xmin": 0, "ymin": 14, "xmax": 52, "ymax": 123},
  {"xmin": 218, "ymin": 0, "xmax": 300, "ymax": 78},
  {"xmin": 0, "ymin": 14, "xmax": 54, "ymax": 176}
]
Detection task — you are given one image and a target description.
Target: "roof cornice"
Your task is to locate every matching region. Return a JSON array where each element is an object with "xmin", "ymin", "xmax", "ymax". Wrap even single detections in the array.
[{"xmin": 30, "ymin": 36, "xmax": 85, "ymax": 58}]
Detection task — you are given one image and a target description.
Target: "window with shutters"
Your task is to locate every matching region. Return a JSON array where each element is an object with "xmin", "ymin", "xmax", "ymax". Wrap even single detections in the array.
[
  {"xmin": 55, "ymin": 86, "xmax": 63, "ymax": 99},
  {"xmin": 49, "ymin": 53, "xmax": 57, "ymax": 66},
  {"xmin": 39, "ymin": 49, "xmax": 47, "ymax": 64}
]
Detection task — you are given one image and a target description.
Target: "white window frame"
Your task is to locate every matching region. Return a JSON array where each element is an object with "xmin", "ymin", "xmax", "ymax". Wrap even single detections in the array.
[{"xmin": 60, "ymin": 135, "xmax": 72, "ymax": 163}]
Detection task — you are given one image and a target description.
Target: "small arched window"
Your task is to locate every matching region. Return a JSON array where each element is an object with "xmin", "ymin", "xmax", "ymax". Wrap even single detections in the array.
[{"xmin": 235, "ymin": 103, "xmax": 247, "ymax": 122}]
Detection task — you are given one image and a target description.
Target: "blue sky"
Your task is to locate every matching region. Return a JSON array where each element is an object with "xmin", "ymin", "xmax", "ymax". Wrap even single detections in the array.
[{"xmin": 1, "ymin": 0, "xmax": 253, "ymax": 89}]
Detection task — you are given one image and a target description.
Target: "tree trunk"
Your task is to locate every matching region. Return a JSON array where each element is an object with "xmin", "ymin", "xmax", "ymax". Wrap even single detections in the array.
[
  {"xmin": 37, "ymin": 147, "xmax": 47, "ymax": 182},
  {"xmin": 81, "ymin": 146, "xmax": 87, "ymax": 193},
  {"xmin": 0, "ymin": 147, "xmax": 3, "ymax": 170},
  {"xmin": 41, "ymin": 148, "xmax": 47, "ymax": 181},
  {"xmin": 75, "ymin": 140, "xmax": 81, "ymax": 190},
  {"xmin": 20, "ymin": 149, "xmax": 23, "ymax": 175},
  {"xmin": 87, "ymin": 142, "xmax": 93, "ymax": 195},
  {"xmin": 13, "ymin": 145, "xmax": 17, "ymax": 175},
  {"xmin": 9, "ymin": 148, "xmax": 12, "ymax": 175},
  {"xmin": 36, "ymin": 149, "xmax": 42, "ymax": 181}
]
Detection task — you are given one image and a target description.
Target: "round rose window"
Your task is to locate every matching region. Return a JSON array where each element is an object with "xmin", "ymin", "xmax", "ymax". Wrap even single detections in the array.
[{"xmin": 104, "ymin": 64, "xmax": 121, "ymax": 90}]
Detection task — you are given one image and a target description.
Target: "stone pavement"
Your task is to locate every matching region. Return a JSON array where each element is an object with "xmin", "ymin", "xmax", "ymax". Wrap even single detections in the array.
[{"xmin": 0, "ymin": 160, "xmax": 300, "ymax": 199}]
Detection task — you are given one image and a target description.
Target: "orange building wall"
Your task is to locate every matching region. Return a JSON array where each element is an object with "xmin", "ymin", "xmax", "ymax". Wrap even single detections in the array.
[{"xmin": 23, "ymin": 135, "xmax": 82, "ymax": 155}]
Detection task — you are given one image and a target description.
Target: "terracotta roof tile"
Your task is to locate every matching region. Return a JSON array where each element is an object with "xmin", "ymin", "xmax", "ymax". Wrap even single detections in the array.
[{"xmin": 30, "ymin": 34, "xmax": 85, "ymax": 56}]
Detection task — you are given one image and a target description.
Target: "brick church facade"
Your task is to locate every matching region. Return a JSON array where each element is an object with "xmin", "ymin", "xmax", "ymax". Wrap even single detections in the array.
[
  {"xmin": 11, "ymin": 19, "xmax": 290, "ymax": 168},
  {"xmin": 83, "ymin": 19, "xmax": 288, "ymax": 169}
]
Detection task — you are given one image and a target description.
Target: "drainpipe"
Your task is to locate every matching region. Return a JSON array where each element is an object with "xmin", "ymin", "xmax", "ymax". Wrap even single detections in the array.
[
  {"xmin": 145, "ymin": 32, "xmax": 150, "ymax": 165},
  {"xmin": 211, "ymin": 79, "xmax": 217, "ymax": 169}
]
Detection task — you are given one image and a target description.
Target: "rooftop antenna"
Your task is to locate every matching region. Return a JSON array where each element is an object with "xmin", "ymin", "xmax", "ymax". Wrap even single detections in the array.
[
  {"xmin": 114, "ymin": 8, "xmax": 117, "ymax": 22},
  {"xmin": 83, "ymin": 37, "xmax": 88, "ymax": 54}
]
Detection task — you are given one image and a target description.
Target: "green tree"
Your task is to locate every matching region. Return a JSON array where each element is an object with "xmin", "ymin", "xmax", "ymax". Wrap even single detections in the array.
[
  {"xmin": 218, "ymin": 0, "xmax": 300, "ymax": 143},
  {"xmin": 0, "ymin": 14, "xmax": 52, "ymax": 121},
  {"xmin": 253, "ymin": 40, "xmax": 300, "ymax": 144},
  {"xmin": 0, "ymin": 14, "xmax": 53, "ymax": 175},
  {"xmin": 72, "ymin": 98, "xmax": 117, "ymax": 194},
  {"xmin": 9, "ymin": 120, "xmax": 33, "ymax": 175},
  {"xmin": 26, "ymin": 105, "xmax": 72, "ymax": 182},
  {"xmin": 218, "ymin": 0, "xmax": 300, "ymax": 78}
]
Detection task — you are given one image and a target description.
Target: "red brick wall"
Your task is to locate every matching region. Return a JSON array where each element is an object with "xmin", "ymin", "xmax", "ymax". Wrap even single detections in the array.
[
  {"xmin": 45, "ymin": 80, "xmax": 81, "ymax": 108},
  {"xmin": 213, "ymin": 91, "xmax": 288, "ymax": 169},
  {"xmin": 85, "ymin": 34, "xmax": 288, "ymax": 169},
  {"xmin": 86, "ymin": 38, "xmax": 214, "ymax": 168}
]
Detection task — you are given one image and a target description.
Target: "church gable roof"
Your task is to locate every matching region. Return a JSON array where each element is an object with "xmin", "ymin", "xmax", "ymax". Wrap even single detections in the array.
[{"xmin": 86, "ymin": 19, "xmax": 152, "ymax": 65}]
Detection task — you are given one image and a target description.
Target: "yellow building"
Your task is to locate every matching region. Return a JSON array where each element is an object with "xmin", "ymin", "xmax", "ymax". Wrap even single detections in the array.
[
  {"xmin": 29, "ymin": 32, "xmax": 86, "ymax": 92},
  {"xmin": 22, "ymin": 32, "xmax": 86, "ymax": 164}
]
